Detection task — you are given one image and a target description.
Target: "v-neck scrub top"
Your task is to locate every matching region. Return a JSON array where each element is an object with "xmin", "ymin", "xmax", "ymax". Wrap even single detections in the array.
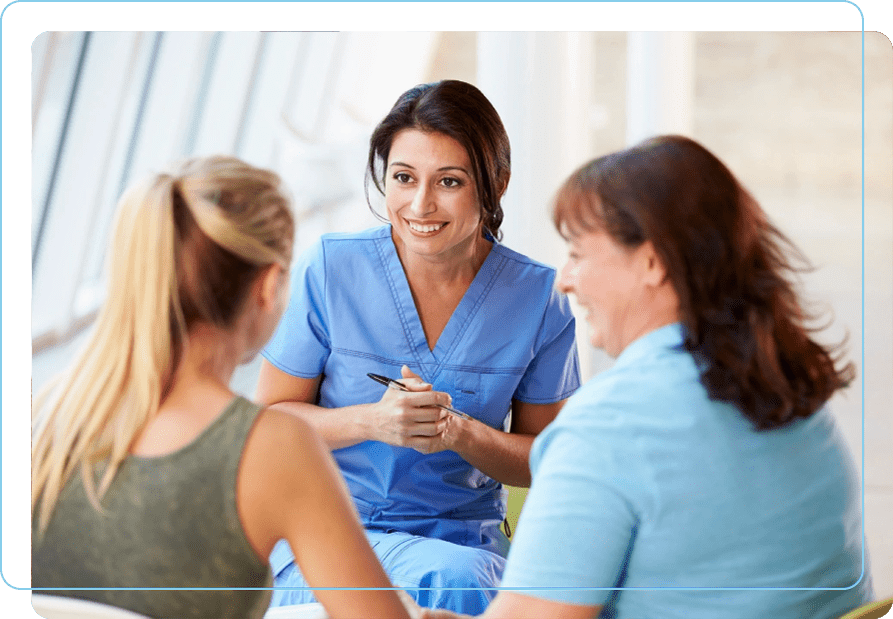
[{"xmin": 262, "ymin": 225, "xmax": 580, "ymax": 541}]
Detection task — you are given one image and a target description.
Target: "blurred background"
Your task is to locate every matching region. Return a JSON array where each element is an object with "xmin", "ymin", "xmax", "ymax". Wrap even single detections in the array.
[{"xmin": 30, "ymin": 31, "xmax": 891, "ymax": 595}]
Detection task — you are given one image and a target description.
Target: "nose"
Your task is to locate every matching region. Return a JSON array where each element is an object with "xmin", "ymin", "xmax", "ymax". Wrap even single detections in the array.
[
  {"xmin": 409, "ymin": 183, "xmax": 436, "ymax": 217},
  {"xmin": 557, "ymin": 260, "xmax": 575, "ymax": 294}
]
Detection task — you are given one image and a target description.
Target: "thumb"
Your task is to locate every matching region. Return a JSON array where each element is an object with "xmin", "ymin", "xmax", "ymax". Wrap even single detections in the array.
[
  {"xmin": 400, "ymin": 364, "xmax": 432, "ymax": 392},
  {"xmin": 401, "ymin": 364, "xmax": 422, "ymax": 381}
]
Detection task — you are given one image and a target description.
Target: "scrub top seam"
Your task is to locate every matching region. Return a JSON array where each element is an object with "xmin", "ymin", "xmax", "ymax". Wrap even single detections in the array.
[
  {"xmin": 320, "ymin": 234, "xmax": 331, "ymax": 349},
  {"xmin": 329, "ymin": 347, "xmax": 527, "ymax": 375},
  {"xmin": 433, "ymin": 253, "xmax": 508, "ymax": 384},
  {"xmin": 259, "ymin": 351, "xmax": 324, "ymax": 379},
  {"xmin": 513, "ymin": 385, "xmax": 581, "ymax": 405},
  {"xmin": 373, "ymin": 235, "xmax": 426, "ymax": 371},
  {"xmin": 491, "ymin": 242, "xmax": 554, "ymax": 271}
]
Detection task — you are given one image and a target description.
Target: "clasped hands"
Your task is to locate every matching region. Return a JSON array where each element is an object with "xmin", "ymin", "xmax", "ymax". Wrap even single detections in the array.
[{"xmin": 367, "ymin": 365, "xmax": 467, "ymax": 454}]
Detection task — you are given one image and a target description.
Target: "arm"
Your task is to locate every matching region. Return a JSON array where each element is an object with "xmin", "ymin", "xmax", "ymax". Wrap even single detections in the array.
[
  {"xmin": 255, "ymin": 360, "xmax": 451, "ymax": 451},
  {"xmin": 428, "ymin": 284, "xmax": 580, "ymax": 487},
  {"xmin": 237, "ymin": 408, "xmax": 413, "ymax": 619},
  {"xmin": 435, "ymin": 396, "xmax": 566, "ymax": 488},
  {"xmin": 483, "ymin": 592, "xmax": 599, "ymax": 619}
]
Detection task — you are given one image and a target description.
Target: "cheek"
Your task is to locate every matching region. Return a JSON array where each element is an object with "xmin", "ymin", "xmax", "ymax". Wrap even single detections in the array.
[
  {"xmin": 575, "ymin": 264, "xmax": 599, "ymax": 297},
  {"xmin": 383, "ymin": 183, "xmax": 407, "ymax": 208},
  {"xmin": 383, "ymin": 192, "xmax": 398, "ymax": 213},
  {"xmin": 453, "ymin": 191, "xmax": 481, "ymax": 221}
]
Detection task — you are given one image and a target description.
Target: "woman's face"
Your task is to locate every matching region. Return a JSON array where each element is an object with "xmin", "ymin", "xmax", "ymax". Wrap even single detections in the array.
[
  {"xmin": 385, "ymin": 129, "xmax": 484, "ymax": 263},
  {"xmin": 557, "ymin": 226, "xmax": 650, "ymax": 357}
]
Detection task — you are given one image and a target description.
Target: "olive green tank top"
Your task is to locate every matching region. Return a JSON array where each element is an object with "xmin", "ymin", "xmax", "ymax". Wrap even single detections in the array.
[{"xmin": 32, "ymin": 396, "xmax": 273, "ymax": 619}]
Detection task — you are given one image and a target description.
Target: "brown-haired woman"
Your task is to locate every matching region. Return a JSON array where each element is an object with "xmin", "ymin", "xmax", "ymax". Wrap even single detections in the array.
[
  {"xmin": 31, "ymin": 157, "xmax": 421, "ymax": 619},
  {"xmin": 256, "ymin": 80, "xmax": 580, "ymax": 614},
  {"xmin": 427, "ymin": 135, "xmax": 873, "ymax": 619}
]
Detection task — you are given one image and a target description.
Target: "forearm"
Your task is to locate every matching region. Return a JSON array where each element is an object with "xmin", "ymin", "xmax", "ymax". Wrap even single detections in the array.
[
  {"xmin": 447, "ymin": 417, "xmax": 534, "ymax": 487},
  {"xmin": 268, "ymin": 400, "xmax": 374, "ymax": 450}
]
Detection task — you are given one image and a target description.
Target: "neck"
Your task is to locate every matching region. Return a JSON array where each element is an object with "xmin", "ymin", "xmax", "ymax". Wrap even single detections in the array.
[
  {"xmin": 168, "ymin": 323, "xmax": 244, "ymax": 395},
  {"xmin": 614, "ymin": 285, "xmax": 681, "ymax": 357},
  {"xmin": 393, "ymin": 229, "xmax": 492, "ymax": 288}
]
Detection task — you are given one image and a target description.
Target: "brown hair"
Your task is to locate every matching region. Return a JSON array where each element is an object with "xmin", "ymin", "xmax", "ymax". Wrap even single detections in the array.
[
  {"xmin": 366, "ymin": 80, "xmax": 511, "ymax": 240},
  {"xmin": 553, "ymin": 135, "xmax": 854, "ymax": 430}
]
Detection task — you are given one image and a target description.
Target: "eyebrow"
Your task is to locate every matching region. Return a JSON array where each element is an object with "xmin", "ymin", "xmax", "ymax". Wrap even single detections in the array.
[{"xmin": 388, "ymin": 162, "xmax": 471, "ymax": 175}]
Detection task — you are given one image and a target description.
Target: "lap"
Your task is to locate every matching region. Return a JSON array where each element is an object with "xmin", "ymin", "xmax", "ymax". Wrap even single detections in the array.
[{"xmin": 270, "ymin": 530, "xmax": 507, "ymax": 614}]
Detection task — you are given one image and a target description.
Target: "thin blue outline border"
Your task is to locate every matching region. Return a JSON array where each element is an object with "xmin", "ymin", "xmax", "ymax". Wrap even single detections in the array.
[{"xmin": 1, "ymin": 0, "xmax": 870, "ymax": 600}]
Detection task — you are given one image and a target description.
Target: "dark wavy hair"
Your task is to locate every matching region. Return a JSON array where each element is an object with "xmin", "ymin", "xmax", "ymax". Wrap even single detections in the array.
[
  {"xmin": 552, "ymin": 135, "xmax": 855, "ymax": 430},
  {"xmin": 365, "ymin": 80, "xmax": 511, "ymax": 241}
]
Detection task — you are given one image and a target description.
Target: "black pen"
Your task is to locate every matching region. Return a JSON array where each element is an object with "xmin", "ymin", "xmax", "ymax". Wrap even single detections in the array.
[{"xmin": 366, "ymin": 373, "xmax": 474, "ymax": 420}]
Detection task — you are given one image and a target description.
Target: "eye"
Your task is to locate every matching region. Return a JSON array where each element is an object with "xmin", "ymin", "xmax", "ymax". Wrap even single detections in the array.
[
  {"xmin": 393, "ymin": 172, "xmax": 413, "ymax": 184},
  {"xmin": 440, "ymin": 177, "xmax": 463, "ymax": 188}
]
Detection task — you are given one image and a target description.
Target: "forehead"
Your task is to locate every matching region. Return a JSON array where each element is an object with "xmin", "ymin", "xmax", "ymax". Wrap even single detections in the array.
[
  {"xmin": 566, "ymin": 226, "xmax": 630, "ymax": 258},
  {"xmin": 388, "ymin": 129, "xmax": 471, "ymax": 167}
]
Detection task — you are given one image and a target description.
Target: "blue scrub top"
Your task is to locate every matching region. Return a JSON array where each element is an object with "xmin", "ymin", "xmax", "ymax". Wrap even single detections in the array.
[
  {"xmin": 501, "ymin": 324, "xmax": 872, "ymax": 618},
  {"xmin": 262, "ymin": 226, "xmax": 580, "ymax": 542}
]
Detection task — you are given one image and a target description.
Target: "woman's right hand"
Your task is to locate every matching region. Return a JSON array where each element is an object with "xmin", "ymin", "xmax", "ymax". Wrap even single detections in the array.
[
  {"xmin": 398, "ymin": 592, "xmax": 474, "ymax": 619},
  {"xmin": 367, "ymin": 365, "xmax": 452, "ymax": 452}
]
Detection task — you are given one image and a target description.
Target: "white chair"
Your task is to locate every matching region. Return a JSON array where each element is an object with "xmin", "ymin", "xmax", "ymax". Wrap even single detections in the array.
[
  {"xmin": 263, "ymin": 602, "xmax": 328, "ymax": 619},
  {"xmin": 31, "ymin": 594, "xmax": 151, "ymax": 619}
]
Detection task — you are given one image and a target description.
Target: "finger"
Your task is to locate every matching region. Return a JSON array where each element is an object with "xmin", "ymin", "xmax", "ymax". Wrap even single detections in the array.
[
  {"xmin": 398, "ymin": 405, "xmax": 446, "ymax": 424},
  {"xmin": 405, "ymin": 436, "xmax": 440, "ymax": 454},
  {"xmin": 405, "ymin": 421, "xmax": 445, "ymax": 437},
  {"xmin": 398, "ymin": 377, "xmax": 432, "ymax": 393},
  {"xmin": 398, "ymin": 590, "xmax": 424, "ymax": 619},
  {"xmin": 401, "ymin": 389, "xmax": 452, "ymax": 408}
]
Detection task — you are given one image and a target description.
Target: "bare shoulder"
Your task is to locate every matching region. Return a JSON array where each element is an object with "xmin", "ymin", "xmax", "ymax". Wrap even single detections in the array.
[
  {"xmin": 237, "ymin": 405, "xmax": 335, "ymax": 557},
  {"xmin": 246, "ymin": 406, "xmax": 325, "ymax": 461}
]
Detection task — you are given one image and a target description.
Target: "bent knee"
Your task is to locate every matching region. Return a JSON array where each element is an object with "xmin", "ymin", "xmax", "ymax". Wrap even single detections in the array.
[{"xmin": 425, "ymin": 545, "xmax": 506, "ymax": 588}]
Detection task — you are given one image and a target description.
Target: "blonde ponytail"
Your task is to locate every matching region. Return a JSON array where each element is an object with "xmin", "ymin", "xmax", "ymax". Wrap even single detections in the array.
[{"xmin": 32, "ymin": 156, "xmax": 294, "ymax": 534}]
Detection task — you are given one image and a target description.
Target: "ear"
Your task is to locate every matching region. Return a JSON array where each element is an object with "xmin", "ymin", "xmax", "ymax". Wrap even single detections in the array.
[
  {"xmin": 256, "ymin": 263, "xmax": 285, "ymax": 311},
  {"xmin": 638, "ymin": 241, "xmax": 668, "ymax": 288}
]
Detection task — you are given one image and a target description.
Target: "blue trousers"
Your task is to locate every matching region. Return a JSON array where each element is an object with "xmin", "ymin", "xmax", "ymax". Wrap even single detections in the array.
[{"xmin": 269, "ymin": 529, "xmax": 508, "ymax": 615}]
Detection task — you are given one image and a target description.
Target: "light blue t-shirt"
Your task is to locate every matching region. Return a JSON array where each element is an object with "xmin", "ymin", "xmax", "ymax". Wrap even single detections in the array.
[
  {"xmin": 501, "ymin": 323, "xmax": 872, "ymax": 619},
  {"xmin": 262, "ymin": 226, "xmax": 580, "ymax": 546}
]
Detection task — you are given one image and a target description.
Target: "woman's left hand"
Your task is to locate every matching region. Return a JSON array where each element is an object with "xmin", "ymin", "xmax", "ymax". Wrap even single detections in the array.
[{"xmin": 399, "ymin": 366, "xmax": 468, "ymax": 455}]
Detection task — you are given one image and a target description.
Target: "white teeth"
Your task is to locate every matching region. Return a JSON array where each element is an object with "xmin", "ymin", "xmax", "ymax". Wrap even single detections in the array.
[{"xmin": 408, "ymin": 221, "xmax": 445, "ymax": 233}]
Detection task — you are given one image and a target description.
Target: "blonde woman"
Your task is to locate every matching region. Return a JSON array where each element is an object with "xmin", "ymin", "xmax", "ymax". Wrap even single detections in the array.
[{"xmin": 31, "ymin": 157, "xmax": 421, "ymax": 619}]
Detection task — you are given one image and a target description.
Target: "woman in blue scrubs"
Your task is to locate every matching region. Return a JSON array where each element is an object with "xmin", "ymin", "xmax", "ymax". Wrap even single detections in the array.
[{"xmin": 256, "ymin": 80, "xmax": 581, "ymax": 614}]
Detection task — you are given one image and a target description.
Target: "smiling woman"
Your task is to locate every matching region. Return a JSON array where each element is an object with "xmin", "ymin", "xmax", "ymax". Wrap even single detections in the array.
[
  {"xmin": 385, "ymin": 130, "xmax": 483, "ymax": 264},
  {"xmin": 438, "ymin": 135, "xmax": 873, "ymax": 619},
  {"xmin": 254, "ymin": 80, "xmax": 581, "ymax": 615}
]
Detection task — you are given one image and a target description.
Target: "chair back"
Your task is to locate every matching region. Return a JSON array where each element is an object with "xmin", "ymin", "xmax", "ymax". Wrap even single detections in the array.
[{"xmin": 32, "ymin": 594, "xmax": 151, "ymax": 619}]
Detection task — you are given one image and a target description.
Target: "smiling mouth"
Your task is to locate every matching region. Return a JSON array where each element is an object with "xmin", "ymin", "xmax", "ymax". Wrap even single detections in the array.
[{"xmin": 406, "ymin": 220, "xmax": 447, "ymax": 233}]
